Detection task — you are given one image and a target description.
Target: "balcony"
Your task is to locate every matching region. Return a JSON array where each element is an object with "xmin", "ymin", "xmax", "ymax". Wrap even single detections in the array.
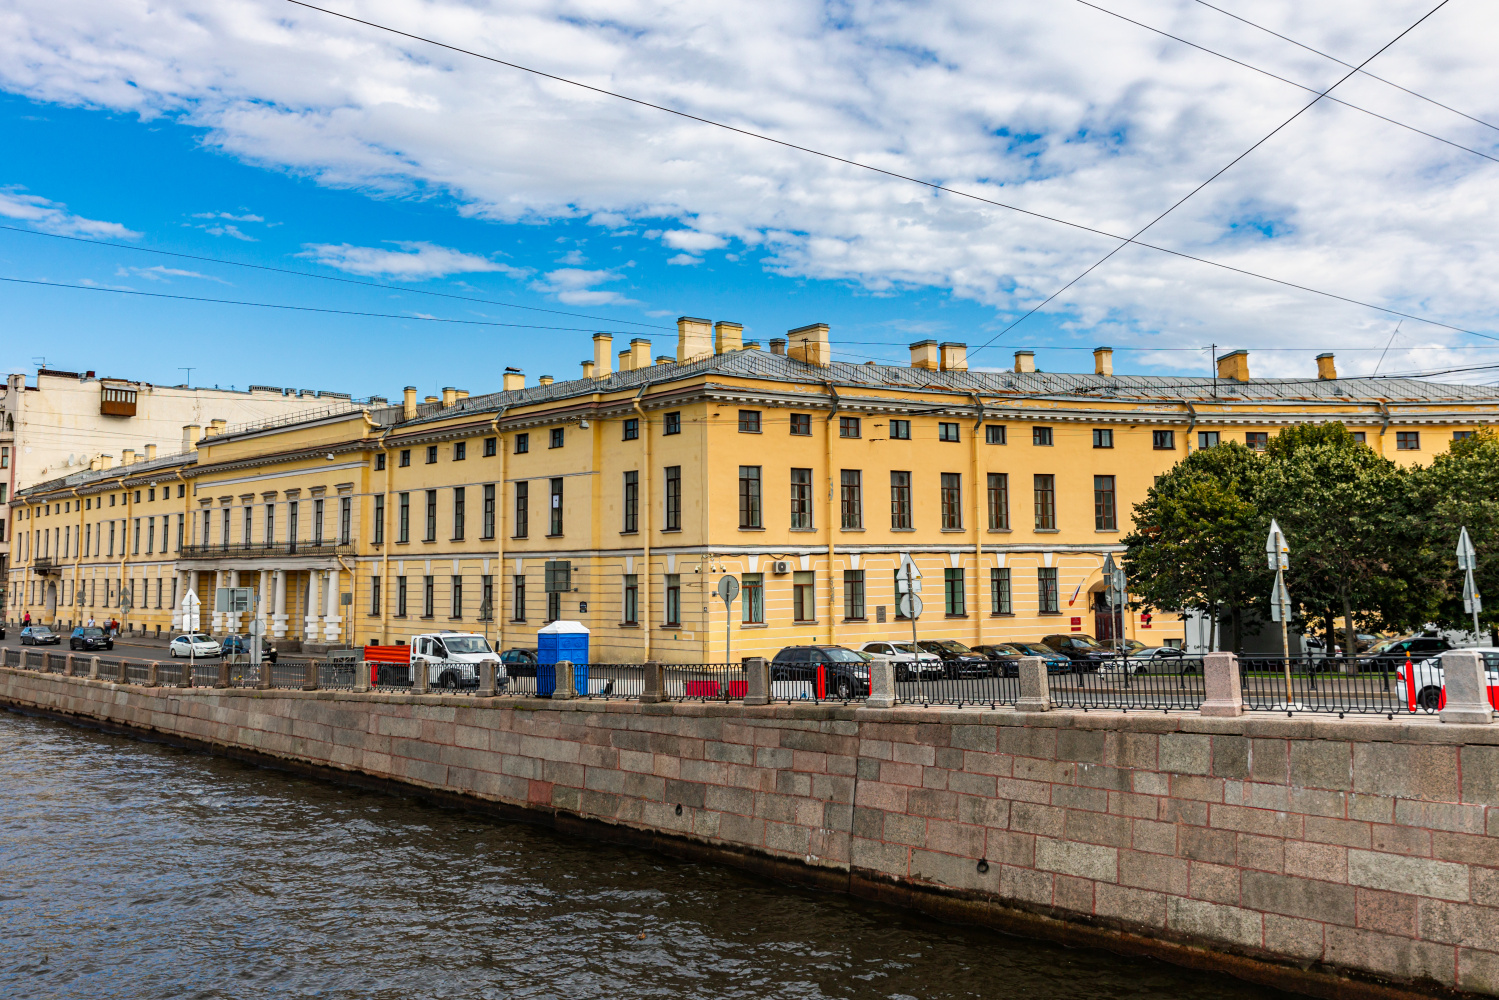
[
  {"xmin": 178, "ymin": 541, "xmax": 355, "ymax": 560},
  {"xmin": 32, "ymin": 558, "xmax": 58, "ymax": 574}
]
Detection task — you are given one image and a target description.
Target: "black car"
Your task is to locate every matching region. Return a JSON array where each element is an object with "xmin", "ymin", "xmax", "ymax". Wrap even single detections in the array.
[
  {"xmin": 501, "ymin": 647, "xmax": 540, "ymax": 677},
  {"xmin": 916, "ymin": 640, "xmax": 993, "ymax": 678},
  {"xmin": 971, "ymin": 643, "xmax": 1026, "ymax": 676},
  {"xmin": 1040, "ymin": 634, "xmax": 1118, "ymax": 671},
  {"xmin": 20, "ymin": 626, "xmax": 60, "ymax": 646},
  {"xmin": 1357, "ymin": 634, "xmax": 1453, "ymax": 672},
  {"xmin": 221, "ymin": 635, "xmax": 278, "ymax": 663},
  {"xmin": 770, "ymin": 645, "xmax": 872, "ymax": 700},
  {"xmin": 69, "ymin": 626, "xmax": 113, "ymax": 651}
]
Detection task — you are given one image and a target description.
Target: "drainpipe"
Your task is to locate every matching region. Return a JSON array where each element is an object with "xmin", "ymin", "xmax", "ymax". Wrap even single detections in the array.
[
  {"xmin": 1378, "ymin": 400, "xmax": 1392, "ymax": 456},
  {"xmin": 488, "ymin": 405, "xmax": 509, "ymax": 655},
  {"xmin": 1184, "ymin": 401, "xmax": 1198, "ymax": 456},
  {"xmin": 632, "ymin": 384, "xmax": 653, "ymax": 660},
  {"xmin": 71, "ymin": 487, "xmax": 83, "ymax": 628},
  {"xmin": 823, "ymin": 382, "xmax": 840, "ymax": 646},
  {"xmin": 969, "ymin": 393, "xmax": 985, "ymax": 647}
]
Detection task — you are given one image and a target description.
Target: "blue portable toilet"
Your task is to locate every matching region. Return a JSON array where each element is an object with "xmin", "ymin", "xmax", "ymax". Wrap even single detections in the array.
[{"xmin": 537, "ymin": 620, "xmax": 589, "ymax": 697}]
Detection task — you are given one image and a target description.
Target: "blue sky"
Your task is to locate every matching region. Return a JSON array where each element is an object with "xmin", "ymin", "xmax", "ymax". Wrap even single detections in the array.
[{"xmin": 3, "ymin": 0, "xmax": 1499, "ymax": 395}]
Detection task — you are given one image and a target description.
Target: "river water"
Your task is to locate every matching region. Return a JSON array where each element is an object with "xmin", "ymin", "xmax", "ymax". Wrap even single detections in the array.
[{"xmin": 0, "ymin": 710, "xmax": 1297, "ymax": 1000}]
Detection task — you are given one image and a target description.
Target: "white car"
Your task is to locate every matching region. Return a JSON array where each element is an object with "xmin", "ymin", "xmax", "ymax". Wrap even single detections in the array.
[
  {"xmin": 169, "ymin": 633, "xmax": 222, "ymax": 658},
  {"xmin": 1397, "ymin": 649, "xmax": 1499, "ymax": 712},
  {"xmin": 858, "ymin": 641, "xmax": 945, "ymax": 681}
]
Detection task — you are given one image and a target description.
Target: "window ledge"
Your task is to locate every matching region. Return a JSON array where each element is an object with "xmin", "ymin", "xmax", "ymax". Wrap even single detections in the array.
[
  {"xmin": 660, "ymin": 624, "xmax": 683, "ymax": 630},
  {"xmin": 450, "ymin": 537, "xmax": 465, "ymax": 543},
  {"xmin": 736, "ymin": 527, "xmax": 763, "ymax": 532},
  {"xmin": 1095, "ymin": 528, "xmax": 1119, "ymax": 533},
  {"xmin": 843, "ymin": 617, "xmax": 867, "ymax": 624},
  {"xmin": 740, "ymin": 622, "xmax": 768, "ymax": 629},
  {"xmin": 945, "ymin": 614, "xmax": 970, "ymax": 619},
  {"xmin": 618, "ymin": 623, "xmax": 640, "ymax": 628},
  {"xmin": 790, "ymin": 527, "xmax": 817, "ymax": 533},
  {"xmin": 545, "ymin": 534, "xmax": 564, "ymax": 539},
  {"xmin": 987, "ymin": 528, "xmax": 1012, "ymax": 534},
  {"xmin": 940, "ymin": 528, "xmax": 965, "ymax": 533},
  {"xmin": 794, "ymin": 620, "xmax": 818, "ymax": 626},
  {"xmin": 1038, "ymin": 611, "xmax": 1063, "ymax": 616},
  {"xmin": 840, "ymin": 527, "xmax": 865, "ymax": 533},
  {"xmin": 990, "ymin": 612, "xmax": 1015, "ymax": 618},
  {"xmin": 510, "ymin": 536, "xmax": 528, "ymax": 541},
  {"xmin": 480, "ymin": 535, "xmax": 495, "ymax": 541},
  {"xmin": 508, "ymin": 619, "xmax": 526, "ymax": 624},
  {"xmin": 1034, "ymin": 528, "xmax": 1060, "ymax": 534},
  {"xmin": 890, "ymin": 527, "xmax": 916, "ymax": 532},
  {"xmin": 620, "ymin": 530, "xmax": 639, "ymax": 536},
  {"xmin": 661, "ymin": 527, "xmax": 684, "ymax": 534}
]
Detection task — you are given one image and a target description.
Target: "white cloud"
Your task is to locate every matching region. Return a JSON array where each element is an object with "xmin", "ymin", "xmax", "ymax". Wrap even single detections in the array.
[
  {"xmin": 116, "ymin": 264, "xmax": 229, "ymax": 284},
  {"xmin": 299, "ymin": 240, "xmax": 523, "ymax": 279},
  {"xmin": 5, "ymin": 1, "xmax": 1499, "ymax": 372},
  {"xmin": 556, "ymin": 249, "xmax": 586, "ymax": 265},
  {"xmin": 192, "ymin": 211, "xmax": 264, "ymax": 222},
  {"xmin": 530, "ymin": 267, "xmax": 636, "ymax": 305},
  {"xmin": 666, "ymin": 253, "xmax": 702, "ymax": 266},
  {"xmin": 0, "ymin": 187, "xmax": 138, "ymax": 238}
]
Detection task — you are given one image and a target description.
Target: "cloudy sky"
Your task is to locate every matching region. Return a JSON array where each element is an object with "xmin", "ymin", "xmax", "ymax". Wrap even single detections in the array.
[{"xmin": 2, "ymin": 0, "xmax": 1498, "ymax": 395}]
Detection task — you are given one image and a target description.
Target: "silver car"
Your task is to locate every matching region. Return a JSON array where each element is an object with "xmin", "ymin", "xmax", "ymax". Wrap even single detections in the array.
[{"xmin": 858, "ymin": 641, "xmax": 945, "ymax": 681}]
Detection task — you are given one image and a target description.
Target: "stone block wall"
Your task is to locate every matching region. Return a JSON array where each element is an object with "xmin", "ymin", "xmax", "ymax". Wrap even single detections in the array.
[{"xmin": 4, "ymin": 667, "xmax": 1499, "ymax": 998}]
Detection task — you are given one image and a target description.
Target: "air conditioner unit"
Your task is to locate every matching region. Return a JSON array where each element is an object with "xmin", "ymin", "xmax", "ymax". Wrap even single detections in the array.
[{"xmin": 771, "ymin": 560, "xmax": 792, "ymax": 575}]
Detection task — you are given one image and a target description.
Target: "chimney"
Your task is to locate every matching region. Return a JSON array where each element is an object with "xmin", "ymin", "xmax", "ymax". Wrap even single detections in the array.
[
  {"xmin": 1093, "ymin": 347, "xmax": 1114, "ymax": 377},
  {"xmin": 99, "ymin": 454, "xmax": 114, "ymax": 470},
  {"xmin": 425, "ymin": 395, "xmax": 439, "ymax": 405},
  {"xmin": 144, "ymin": 444, "xmax": 157, "ymax": 461},
  {"xmin": 1316, "ymin": 353, "xmax": 1337, "ymax": 380},
  {"xmin": 618, "ymin": 348, "xmax": 634, "ymax": 373},
  {"xmin": 455, "ymin": 389, "xmax": 469, "ymax": 400},
  {"xmin": 538, "ymin": 376, "xmax": 554, "ymax": 386},
  {"xmin": 403, "ymin": 386, "xmax": 418, "ymax": 420},
  {"xmin": 769, "ymin": 338, "xmax": 787, "ymax": 356},
  {"xmin": 581, "ymin": 360, "xmax": 595, "ymax": 379},
  {"xmin": 209, "ymin": 418, "xmax": 227, "ymax": 436},
  {"xmin": 503, "ymin": 369, "xmax": 525, "ymax": 391},
  {"xmin": 677, "ymin": 317, "xmax": 714, "ymax": 363},
  {"xmin": 744, "ymin": 340, "xmax": 761, "ymax": 350},
  {"xmin": 122, "ymin": 448, "xmax": 135, "ymax": 465},
  {"xmin": 441, "ymin": 387, "xmax": 458, "ymax": 407},
  {"xmin": 1217, "ymin": 350, "xmax": 1250, "ymax": 382},
  {"xmin": 655, "ymin": 356, "xmax": 676, "ymax": 366},
  {"xmin": 940, "ymin": 342, "xmax": 968, "ymax": 372},
  {"xmin": 182, "ymin": 424, "xmax": 201, "ymax": 452},
  {"xmin": 787, "ymin": 323, "xmax": 830, "ymax": 367},
  {"xmin": 1014, "ymin": 350, "xmax": 1036, "ymax": 373},
  {"xmin": 592, "ymin": 333, "xmax": 613, "ymax": 378},
  {"xmin": 909, "ymin": 340, "xmax": 939, "ymax": 371},
  {"xmin": 714, "ymin": 321, "xmax": 743, "ymax": 354},
  {"xmin": 629, "ymin": 338, "xmax": 652, "ymax": 370}
]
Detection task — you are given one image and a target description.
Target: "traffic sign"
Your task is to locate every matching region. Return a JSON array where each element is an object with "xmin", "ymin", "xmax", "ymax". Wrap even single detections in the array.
[
  {"xmin": 897, "ymin": 555, "xmax": 923, "ymax": 594},
  {"xmin": 1464, "ymin": 572, "xmax": 1483, "ymax": 615},
  {"xmin": 1269, "ymin": 574, "xmax": 1291, "ymax": 622},
  {"xmin": 898, "ymin": 592, "xmax": 923, "ymax": 619},
  {"xmin": 1458, "ymin": 526, "xmax": 1478, "ymax": 570},
  {"xmin": 717, "ymin": 575, "xmax": 739, "ymax": 604},
  {"xmin": 180, "ymin": 590, "xmax": 201, "ymax": 632},
  {"xmin": 1265, "ymin": 519, "xmax": 1289, "ymax": 570}
]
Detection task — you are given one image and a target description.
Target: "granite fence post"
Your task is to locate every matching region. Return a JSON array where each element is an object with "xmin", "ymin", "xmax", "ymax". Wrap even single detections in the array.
[
  {"xmin": 1439, "ymin": 649, "xmax": 1493, "ymax": 724},
  {"xmin": 146, "ymin": 662, "xmax": 160, "ymax": 688},
  {"xmin": 478, "ymin": 659, "xmax": 497, "ymax": 697},
  {"xmin": 88, "ymin": 655, "xmax": 100, "ymax": 680},
  {"xmin": 217, "ymin": 660, "xmax": 231, "ymax": 689},
  {"xmin": 303, "ymin": 659, "xmax": 319, "ymax": 692},
  {"xmin": 641, "ymin": 661, "xmax": 666, "ymax": 704},
  {"xmin": 118, "ymin": 659, "xmax": 128, "ymax": 684},
  {"xmin": 259, "ymin": 657, "xmax": 273, "ymax": 690},
  {"xmin": 1015, "ymin": 656, "xmax": 1051, "ymax": 713},
  {"xmin": 743, "ymin": 657, "xmax": 770, "ymax": 706},
  {"xmin": 1199, "ymin": 651, "xmax": 1242, "ymax": 717},
  {"xmin": 864, "ymin": 657, "xmax": 896, "ymax": 709},
  {"xmin": 353, "ymin": 660, "xmax": 370, "ymax": 694},
  {"xmin": 64, "ymin": 653, "xmax": 76, "ymax": 677},
  {"xmin": 552, "ymin": 660, "xmax": 576, "ymax": 700},
  {"xmin": 180, "ymin": 657, "xmax": 194, "ymax": 688},
  {"xmin": 412, "ymin": 659, "xmax": 430, "ymax": 694}
]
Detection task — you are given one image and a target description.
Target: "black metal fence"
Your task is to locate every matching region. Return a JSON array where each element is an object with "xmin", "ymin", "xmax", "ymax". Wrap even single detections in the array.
[
  {"xmin": 1050, "ymin": 658, "xmax": 1207, "ymax": 712},
  {"xmin": 1241, "ymin": 656, "xmax": 1408, "ymax": 716},
  {"xmin": 894, "ymin": 663, "xmax": 1020, "ymax": 708}
]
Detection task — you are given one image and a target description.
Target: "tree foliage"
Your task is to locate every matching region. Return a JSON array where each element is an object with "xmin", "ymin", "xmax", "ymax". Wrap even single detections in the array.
[{"xmin": 1417, "ymin": 429, "xmax": 1499, "ymax": 636}]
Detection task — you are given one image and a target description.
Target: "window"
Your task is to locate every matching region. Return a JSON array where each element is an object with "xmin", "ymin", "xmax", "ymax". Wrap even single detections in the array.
[
  {"xmin": 481, "ymin": 575, "xmax": 494, "ymax": 620},
  {"xmin": 622, "ymin": 575, "xmax": 639, "ymax": 625},
  {"xmin": 890, "ymin": 472, "xmax": 912, "ymax": 529},
  {"xmin": 1198, "ymin": 431, "xmax": 1220, "ymax": 449},
  {"xmin": 132, "ymin": 517, "xmax": 141, "ymax": 555},
  {"xmin": 987, "ymin": 473, "xmax": 1010, "ymax": 530},
  {"xmin": 369, "ymin": 575, "xmax": 382, "ymax": 616},
  {"xmin": 1094, "ymin": 475, "xmax": 1117, "ymax": 530},
  {"xmin": 665, "ymin": 466, "xmax": 682, "ymax": 531},
  {"xmin": 454, "ymin": 441, "xmax": 466, "ymax": 461},
  {"xmin": 550, "ymin": 428, "xmax": 564, "ymax": 449},
  {"xmin": 839, "ymin": 416, "xmax": 861, "ymax": 438},
  {"xmin": 425, "ymin": 490, "xmax": 437, "ymax": 541},
  {"xmin": 514, "ymin": 482, "xmax": 529, "ymax": 538},
  {"xmin": 0, "ymin": 446, "xmax": 6, "ymax": 469},
  {"xmin": 176, "ymin": 514, "xmax": 185, "ymax": 552},
  {"xmin": 1352, "ymin": 431, "xmax": 1366, "ymax": 444},
  {"xmin": 374, "ymin": 495, "xmax": 385, "ymax": 544},
  {"xmin": 549, "ymin": 478, "xmax": 564, "ymax": 536},
  {"xmin": 938, "ymin": 422, "xmax": 960, "ymax": 442},
  {"xmin": 426, "ymin": 445, "xmax": 438, "ymax": 464},
  {"xmin": 622, "ymin": 471, "xmax": 639, "ymax": 533},
  {"xmin": 338, "ymin": 496, "xmax": 351, "ymax": 544},
  {"xmin": 665, "ymin": 574, "xmax": 681, "ymax": 627},
  {"xmin": 397, "ymin": 493, "xmax": 410, "ymax": 543},
  {"xmin": 451, "ymin": 576, "xmax": 463, "ymax": 619},
  {"xmin": 1034, "ymin": 475, "xmax": 1056, "ymax": 530},
  {"xmin": 422, "ymin": 575, "xmax": 434, "ymax": 618},
  {"xmin": 221, "ymin": 508, "xmax": 230, "ymax": 546},
  {"xmin": 944, "ymin": 568, "xmax": 966, "ymax": 616},
  {"xmin": 242, "ymin": 507, "xmax": 252, "ymax": 545},
  {"xmin": 840, "ymin": 470, "xmax": 862, "ymax": 529},
  {"xmin": 664, "ymin": 412, "xmax": 681, "ymax": 435},
  {"xmin": 890, "ymin": 419, "xmax": 911, "ymax": 440},
  {"xmin": 792, "ymin": 571, "xmax": 815, "ymax": 623},
  {"xmin": 512, "ymin": 575, "xmax": 526, "ymax": 621},
  {"xmin": 1038, "ymin": 567, "xmax": 1060, "ymax": 613},
  {"xmin": 376, "ymin": 453, "xmax": 387, "ymax": 471},
  {"xmin": 313, "ymin": 499, "xmax": 325, "ymax": 544},
  {"xmin": 940, "ymin": 473, "xmax": 962, "ymax": 530},
  {"xmin": 738, "ymin": 466, "xmax": 761, "ymax": 528},
  {"xmin": 484, "ymin": 437, "xmax": 497, "ymax": 457},
  {"xmin": 547, "ymin": 592, "xmax": 561, "ymax": 624},
  {"xmin": 1033, "ymin": 426, "xmax": 1053, "ymax": 446},
  {"xmin": 1246, "ymin": 432, "xmax": 1268, "ymax": 451},
  {"xmin": 452, "ymin": 487, "xmax": 465, "ymax": 540},
  {"xmin": 482, "ymin": 484, "xmax": 495, "ymax": 539},
  {"xmin": 1153, "ymin": 430, "xmax": 1175, "ymax": 450},
  {"xmin": 741, "ymin": 573, "xmax": 764, "ymax": 624},
  {"xmin": 515, "ymin": 433, "xmax": 530, "ymax": 454},
  {"xmin": 738, "ymin": 410, "xmax": 761, "ymax": 433},
  {"xmin": 985, "ymin": 424, "xmax": 1006, "ymax": 445},
  {"xmin": 148, "ymin": 488, "xmax": 156, "ymax": 502},
  {"xmin": 288, "ymin": 502, "xmax": 299, "ymax": 550},
  {"xmin": 1454, "ymin": 431, "xmax": 1475, "ymax": 441},
  {"xmin": 991, "ymin": 568, "xmax": 1012, "ymax": 615},
  {"xmin": 623, "ymin": 418, "xmax": 639, "ymax": 441},
  {"xmin": 843, "ymin": 570, "xmax": 866, "ymax": 620},
  {"xmin": 790, "ymin": 413, "xmax": 811, "ymax": 436},
  {"xmin": 399, "ymin": 449, "xmax": 411, "ymax": 467},
  {"xmin": 1093, "ymin": 428, "xmax": 1113, "ymax": 449},
  {"xmin": 1397, "ymin": 431, "xmax": 1420, "ymax": 450},
  {"xmin": 790, "ymin": 469, "xmax": 813, "ymax": 529}
]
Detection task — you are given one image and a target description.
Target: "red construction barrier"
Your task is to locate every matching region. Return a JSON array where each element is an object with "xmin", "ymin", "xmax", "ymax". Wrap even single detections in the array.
[
  {"xmin": 364, "ymin": 645, "xmax": 409, "ymax": 685},
  {"xmin": 816, "ymin": 664, "xmax": 826, "ymax": 700}
]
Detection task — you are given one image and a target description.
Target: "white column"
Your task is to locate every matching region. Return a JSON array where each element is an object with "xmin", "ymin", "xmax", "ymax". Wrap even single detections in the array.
[
  {"xmin": 322, "ymin": 569, "xmax": 342, "ymax": 642},
  {"xmin": 227, "ymin": 569, "xmax": 242, "ymax": 634},
  {"xmin": 272, "ymin": 570, "xmax": 288, "ymax": 638},
  {"xmin": 258, "ymin": 569, "xmax": 271, "ymax": 636},
  {"xmin": 211, "ymin": 570, "xmax": 225, "ymax": 632},
  {"xmin": 304, "ymin": 570, "xmax": 323, "ymax": 641}
]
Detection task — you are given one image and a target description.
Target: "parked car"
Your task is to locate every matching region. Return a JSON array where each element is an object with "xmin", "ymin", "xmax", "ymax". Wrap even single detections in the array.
[
  {"xmin": 1040, "ymin": 634, "xmax": 1119, "ymax": 670},
  {"xmin": 770, "ymin": 645, "xmax": 872, "ymax": 700},
  {"xmin": 168, "ymin": 633, "xmax": 222, "ymax": 658},
  {"xmin": 857, "ymin": 641, "xmax": 944, "ymax": 681},
  {"xmin": 1397, "ymin": 649, "xmax": 1499, "ymax": 711},
  {"xmin": 69, "ymin": 626, "xmax": 114, "ymax": 651},
  {"xmin": 0, "ymin": 621, "xmax": 6, "ymax": 639},
  {"xmin": 221, "ymin": 635, "xmax": 277, "ymax": 663},
  {"xmin": 1358, "ymin": 634, "xmax": 1453, "ymax": 672},
  {"xmin": 500, "ymin": 647, "xmax": 540, "ymax": 677},
  {"xmin": 1005, "ymin": 641, "xmax": 1075, "ymax": 673},
  {"xmin": 20, "ymin": 626, "xmax": 60, "ymax": 646},
  {"xmin": 915, "ymin": 640, "xmax": 993, "ymax": 678},
  {"xmin": 971, "ymin": 643, "xmax": 1027, "ymax": 676}
]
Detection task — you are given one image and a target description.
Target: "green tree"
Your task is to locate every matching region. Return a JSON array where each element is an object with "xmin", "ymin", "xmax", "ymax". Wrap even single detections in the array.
[
  {"xmin": 1414, "ymin": 428, "xmax": 1499, "ymax": 638},
  {"xmin": 1123, "ymin": 442, "xmax": 1264, "ymax": 651}
]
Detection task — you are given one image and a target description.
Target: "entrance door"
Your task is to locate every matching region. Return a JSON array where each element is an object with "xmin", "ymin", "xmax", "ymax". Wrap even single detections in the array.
[{"xmin": 1093, "ymin": 591, "xmax": 1119, "ymax": 642}]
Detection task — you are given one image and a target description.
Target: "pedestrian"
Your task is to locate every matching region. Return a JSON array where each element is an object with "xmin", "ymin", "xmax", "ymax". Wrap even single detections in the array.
[
  {"xmin": 86, "ymin": 615, "xmax": 96, "ymax": 628},
  {"xmin": 22, "ymin": 611, "xmax": 31, "ymax": 627}
]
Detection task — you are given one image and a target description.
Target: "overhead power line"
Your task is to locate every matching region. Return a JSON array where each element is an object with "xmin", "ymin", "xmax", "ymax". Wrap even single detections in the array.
[
  {"xmin": 1191, "ymin": 0, "xmax": 1499, "ymax": 135},
  {"xmin": 279, "ymin": 0, "xmax": 1494, "ymax": 347},
  {"xmin": 0, "ymin": 224, "xmax": 672, "ymax": 332},
  {"xmin": 967, "ymin": 0, "xmax": 1456, "ymax": 359}
]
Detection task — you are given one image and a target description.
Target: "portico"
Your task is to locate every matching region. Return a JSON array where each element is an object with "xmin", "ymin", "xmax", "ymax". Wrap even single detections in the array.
[{"xmin": 172, "ymin": 555, "xmax": 347, "ymax": 649}]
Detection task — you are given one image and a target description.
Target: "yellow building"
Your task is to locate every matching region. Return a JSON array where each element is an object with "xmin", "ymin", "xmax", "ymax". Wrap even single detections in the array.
[{"xmin": 7, "ymin": 322, "xmax": 1496, "ymax": 661}]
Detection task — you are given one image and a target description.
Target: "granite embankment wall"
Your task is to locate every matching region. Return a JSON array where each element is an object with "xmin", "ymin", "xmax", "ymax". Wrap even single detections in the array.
[{"xmin": 6, "ymin": 667, "xmax": 1499, "ymax": 999}]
